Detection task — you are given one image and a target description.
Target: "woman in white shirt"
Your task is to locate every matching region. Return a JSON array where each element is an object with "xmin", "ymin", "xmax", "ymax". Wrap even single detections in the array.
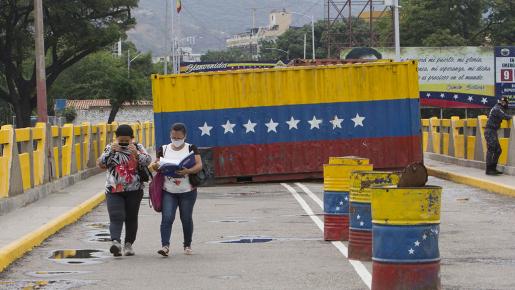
[{"xmin": 151, "ymin": 123, "xmax": 203, "ymax": 256}]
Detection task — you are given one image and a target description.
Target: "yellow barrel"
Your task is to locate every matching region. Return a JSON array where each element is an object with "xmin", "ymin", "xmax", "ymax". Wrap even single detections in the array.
[
  {"xmin": 329, "ymin": 156, "xmax": 370, "ymax": 166},
  {"xmin": 350, "ymin": 171, "xmax": 401, "ymax": 203},
  {"xmin": 371, "ymin": 186, "xmax": 442, "ymax": 225},
  {"xmin": 324, "ymin": 164, "xmax": 373, "ymax": 192}
]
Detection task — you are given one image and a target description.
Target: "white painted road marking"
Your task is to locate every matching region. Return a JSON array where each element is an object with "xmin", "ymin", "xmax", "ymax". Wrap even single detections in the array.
[{"xmin": 281, "ymin": 183, "xmax": 372, "ymax": 289}]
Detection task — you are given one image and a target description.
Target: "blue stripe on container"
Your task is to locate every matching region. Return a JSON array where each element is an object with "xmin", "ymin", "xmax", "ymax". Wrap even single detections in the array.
[
  {"xmin": 154, "ymin": 98, "xmax": 421, "ymax": 148},
  {"xmin": 350, "ymin": 202, "xmax": 372, "ymax": 231},
  {"xmin": 372, "ymin": 224, "xmax": 440, "ymax": 263},
  {"xmin": 324, "ymin": 191, "xmax": 349, "ymax": 214}
]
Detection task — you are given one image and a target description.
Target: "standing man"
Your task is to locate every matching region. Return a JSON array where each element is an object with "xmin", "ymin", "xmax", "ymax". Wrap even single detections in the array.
[{"xmin": 485, "ymin": 97, "xmax": 512, "ymax": 175}]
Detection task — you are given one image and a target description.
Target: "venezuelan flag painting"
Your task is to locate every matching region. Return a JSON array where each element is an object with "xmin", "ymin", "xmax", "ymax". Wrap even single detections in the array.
[
  {"xmin": 176, "ymin": 0, "xmax": 182, "ymax": 13},
  {"xmin": 152, "ymin": 61, "xmax": 423, "ymax": 179}
]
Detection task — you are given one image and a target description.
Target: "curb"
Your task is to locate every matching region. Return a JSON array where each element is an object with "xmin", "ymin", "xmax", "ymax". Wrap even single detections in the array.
[
  {"xmin": 427, "ymin": 167, "xmax": 515, "ymax": 198},
  {"xmin": 0, "ymin": 192, "xmax": 105, "ymax": 272}
]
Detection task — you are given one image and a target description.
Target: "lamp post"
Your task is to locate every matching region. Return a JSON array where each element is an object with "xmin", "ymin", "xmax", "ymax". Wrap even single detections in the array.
[
  {"xmin": 34, "ymin": 0, "xmax": 48, "ymax": 122},
  {"xmin": 128, "ymin": 51, "xmax": 142, "ymax": 78},
  {"xmin": 291, "ymin": 12, "xmax": 315, "ymax": 60},
  {"xmin": 386, "ymin": 0, "xmax": 401, "ymax": 60},
  {"xmin": 263, "ymin": 48, "xmax": 289, "ymax": 61}
]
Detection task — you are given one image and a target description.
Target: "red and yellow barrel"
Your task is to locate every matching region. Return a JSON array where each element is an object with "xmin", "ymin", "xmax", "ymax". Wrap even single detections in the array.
[
  {"xmin": 323, "ymin": 157, "xmax": 372, "ymax": 241},
  {"xmin": 371, "ymin": 186, "xmax": 442, "ymax": 290},
  {"xmin": 348, "ymin": 171, "xmax": 400, "ymax": 261}
]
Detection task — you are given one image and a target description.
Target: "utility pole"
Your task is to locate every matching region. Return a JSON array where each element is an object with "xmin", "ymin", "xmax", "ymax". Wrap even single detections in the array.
[
  {"xmin": 394, "ymin": 0, "xmax": 401, "ymax": 60},
  {"xmin": 34, "ymin": 0, "xmax": 48, "ymax": 123},
  {"xmin": 304, "ymin": 33, "xmax": 307, "ymax": 60},
  {"xmin": 164, "ymin": 0, "xmax": 169, "ymax": 74}
]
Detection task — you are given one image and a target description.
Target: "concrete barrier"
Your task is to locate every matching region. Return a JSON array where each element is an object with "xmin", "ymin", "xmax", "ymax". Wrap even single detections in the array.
[
  {"xmin": 0, "ymin": 122, "xmax": 155, "ymax": 208},
  {"xmin": 422, "ymin": 116, "xmax": 514, "ymax": 166}
]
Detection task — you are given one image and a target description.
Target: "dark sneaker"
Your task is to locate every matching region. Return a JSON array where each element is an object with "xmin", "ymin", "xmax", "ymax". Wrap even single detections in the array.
[
  {"xmin": 158, "ymin": 246, "xmax": 170, "ymax": 257},
  {"xmin": 486, "ymin": 170, "xmax": 499, "ymax": 176},
  {"xmin": 110, "ymin": 241, "xmax": 122, "ymax": 257},
  {"xmin": 124, "ymin": 242, "xmax": 135, "ymax": 256}
]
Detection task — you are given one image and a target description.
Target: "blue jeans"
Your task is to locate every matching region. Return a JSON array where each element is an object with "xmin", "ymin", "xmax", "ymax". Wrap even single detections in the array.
[{"xmin": 160, "ymin": 189, "xmax": 197, "ymax": 247}]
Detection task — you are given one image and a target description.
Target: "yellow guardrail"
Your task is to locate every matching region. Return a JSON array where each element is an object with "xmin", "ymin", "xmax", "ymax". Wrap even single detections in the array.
[
  {"xmin": 0, "ymin": 122, "xmax": 155, "ymax": 199},
  {"xmin": 422, "ymin": 116, "xmax": 513, "ymax": 166}
]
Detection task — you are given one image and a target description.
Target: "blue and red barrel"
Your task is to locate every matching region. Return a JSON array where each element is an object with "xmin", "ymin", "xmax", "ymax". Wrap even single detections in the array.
[
  {"xmin": 323, "ymin": 157, "xmax": 372, "ymax": 241},
  {"xmin": 371, "ymin": 185, "xmax": 442, "ymax": 290},
  {"xmin": 348, "ymin": 171, "xmax": 400, "ymax": 261}
]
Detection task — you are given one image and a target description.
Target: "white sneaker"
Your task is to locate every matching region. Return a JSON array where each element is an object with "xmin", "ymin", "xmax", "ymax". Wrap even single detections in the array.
[
  {"xmin": 110, "ymin": 241, "xmax": 122, "ymax": 257},
  {"xmin": 124, "ymin": 242, "xmax": 135, "ymax": 256},
  {"xmin": 184, "ymin": 247, "xmax": 193, "ymax": 255}
]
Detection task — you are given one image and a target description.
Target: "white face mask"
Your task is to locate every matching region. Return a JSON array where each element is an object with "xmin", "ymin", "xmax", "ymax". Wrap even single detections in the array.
[{"xmin": 171, "ymin": 138, "xmax": 185, "ymax": 147}]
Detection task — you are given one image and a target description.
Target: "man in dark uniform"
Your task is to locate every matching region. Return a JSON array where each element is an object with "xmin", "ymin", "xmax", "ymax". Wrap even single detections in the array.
[{"xmin": 485, "ymin": 97, "xmax": 512, "ymax": 175}]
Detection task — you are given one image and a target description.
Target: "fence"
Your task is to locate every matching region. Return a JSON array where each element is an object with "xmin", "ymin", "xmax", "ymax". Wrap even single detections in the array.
[
  {"xmin": 422, "ymin": 116, "xmax": 513, "ymax": 165},
  {"xmin": 0, "ymin": 121, "xmax": 155, "ymax": 198}
]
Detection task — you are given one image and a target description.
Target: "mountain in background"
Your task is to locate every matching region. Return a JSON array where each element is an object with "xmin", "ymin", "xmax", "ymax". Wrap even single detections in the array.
[{"xmin": 127, "ymin": 0, "xmax": 325, "ymax": 55}]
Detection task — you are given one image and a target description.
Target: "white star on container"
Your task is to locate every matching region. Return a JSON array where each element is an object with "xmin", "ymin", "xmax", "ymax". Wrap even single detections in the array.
[
  {"xmin": 265, "ymin": 118, "xmax": 279, "ymax": 133},
  {"xmin": 339, "ymin": 201, "xmax": 344, "ymax": 205},
  {"xmin": 414, "ymin": 240, "xmax": 420, "ymax": 247},
  {"xmin": 286, "ymin": 116, "xmax": 300, "ymax": 130},
  {"xmin": 440, "ymin": 93, "xmax": 445, "ymax": 98},
  {"xmin": 199, "ymin": 122, "xmax": 213, "ymax": 136},
  {"xmin": 453, "ymin": 94, "xmax": 459, "ymax": 100},
  {"xmin": 422, "ymin": 234, "xmax": 428, "ymax": 240},
  {"xmin": 409, "ymin": 248, "xmax": 415, "ymax": 255},
  {"xmin": 221, "ymin": 120, "xmax": 236, "ymax": 134},
  {"xmin": 336, "ymin": 207, "xmax": 340, "ymax": 211},
  {"xmin": 360, "ymin": 221, "xmax": 364, "ymax": 226},
  {"xmin": 426, "ymin": 93, "xmax": 431, "ymax": 98},
  {"xmin": 330, "ymin": 115, "xmax": 344, "ymax": 129},
  {"xmin": 352, "ymin": 114, "xmax": 365, "ymax": 127},
  {"xmin": 357, "ymin": 215, "xmax": 361, "ymax": 220},
  {"xmin": 481, "ymin": 98, "xmax": 488, "ymax": 105},
  {"xmin": 344, "ymin": 196, "xmax": 349, "ymax": 201},
  {"xmin": 308, "ymin": 116, "xmax": 323, "ymax": 130},
  {"xmin": 468, "ymin": 96, "xmax": 474, "ymax": 102},
  {"xmin": 243, "ymin": 120, "xmax": 257, "ymax": 133}
]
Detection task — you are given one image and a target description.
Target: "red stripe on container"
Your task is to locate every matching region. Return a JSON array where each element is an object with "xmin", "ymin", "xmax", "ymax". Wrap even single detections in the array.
[
  {"xmin": 348, "ymin": 230, "xmax": 372, "ymax": 261},
  {"xmin": 324, "ymin": 214, "xmax": 349, "ymax": 241},
  {"xmin": 372, "ymin": 261, "xmax": 441, "ymax": 290},
  {"xmin": 213, "ymin": 135, "xmax": 421, "ymax": 178}
]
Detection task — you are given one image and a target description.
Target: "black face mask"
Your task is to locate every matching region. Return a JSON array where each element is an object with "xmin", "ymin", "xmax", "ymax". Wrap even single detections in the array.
[{"xmin": 119, "ymin": 142, "xmax": 130, "ymax": 147}]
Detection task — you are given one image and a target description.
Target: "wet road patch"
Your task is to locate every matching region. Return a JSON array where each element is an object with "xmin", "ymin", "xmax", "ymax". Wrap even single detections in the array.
[
  {"xmin": 25, "ymin": 271, "xmax": 90, "ymax": 278},
  {"xmin": 0, "ymin": 279, "xmax": 93, "ymax": 289},
  {"xmin": 48, "ymin": 249, "xmax": 110, "ymax": 265}
]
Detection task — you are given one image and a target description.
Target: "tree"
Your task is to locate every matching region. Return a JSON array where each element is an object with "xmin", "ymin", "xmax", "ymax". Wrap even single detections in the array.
[
  {"xmin": 482, "ymin": 0, "xmax": 515, "ymax": 45},
  {"xmin": 376, "ymin": 0, "xmax": 487, "ymax": 47},
  {"xmin": 422, "ymin": 29, "xmax": 468, "ymax": 47},
  {"xmin": 50, "ymin": 44, "xmax": 152, "ymax": 124},
  {"xmin": 0, "ymin": 0, "xmax": 138, "ymax": 128}
]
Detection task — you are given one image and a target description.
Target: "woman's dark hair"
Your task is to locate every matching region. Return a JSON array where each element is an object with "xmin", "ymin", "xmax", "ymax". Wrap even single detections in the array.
[
  {"xmin": 170, "ymin": 123, "xmax": 187, "ymax": 135},
  {"xmin": 115, "ymin": 124, "xmax": 134, "ymax": 138}
]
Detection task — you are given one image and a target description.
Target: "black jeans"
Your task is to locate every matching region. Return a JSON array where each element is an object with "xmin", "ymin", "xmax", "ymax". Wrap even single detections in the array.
[
  {"xmin": 485, "ymin": 128, "xmax": 502, "ymax": 170},
  {"xmin": 106, "ymin": 189, "xmax": 144, "ymax": 244},
  {"xmin": 160, "ymin": 190, "xmax": 198, "ymax": 248}
]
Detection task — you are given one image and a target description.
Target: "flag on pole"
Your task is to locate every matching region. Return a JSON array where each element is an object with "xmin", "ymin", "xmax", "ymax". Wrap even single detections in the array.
[{"xmin": 176, "ymin": 0, "xmax": 182, "ymax": 13}]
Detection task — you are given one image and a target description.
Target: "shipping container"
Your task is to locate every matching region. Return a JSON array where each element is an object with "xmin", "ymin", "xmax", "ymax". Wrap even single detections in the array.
[{"xmin": 152, "ymin": 61, "xmax": 422, "ymax": 182}]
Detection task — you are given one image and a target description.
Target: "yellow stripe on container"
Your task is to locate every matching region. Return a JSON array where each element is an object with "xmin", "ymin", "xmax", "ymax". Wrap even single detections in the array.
[
  {"xmin": 350, "ymin": 171, "xmax": 401, "ymax": 203},
  {"xmin": 371, "ymin": 186, "xmax": 442, "ymax": 225},
  {"xmin": 324, "ymin": 164, "xmax": 373, "ymax": 192},
  {"xmin": 152, "ymin": 61, "xmax": 419, "ymax": 113},
  {"xmin": 329, "ymin": 156, "xmax": 370, "ymax": 165}
]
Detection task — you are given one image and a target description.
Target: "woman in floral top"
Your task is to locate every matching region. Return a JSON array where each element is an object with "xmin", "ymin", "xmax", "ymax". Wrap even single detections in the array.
[{"xmin": 98, "ymin": 124, "xmax": 152, "ymax": 257}]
